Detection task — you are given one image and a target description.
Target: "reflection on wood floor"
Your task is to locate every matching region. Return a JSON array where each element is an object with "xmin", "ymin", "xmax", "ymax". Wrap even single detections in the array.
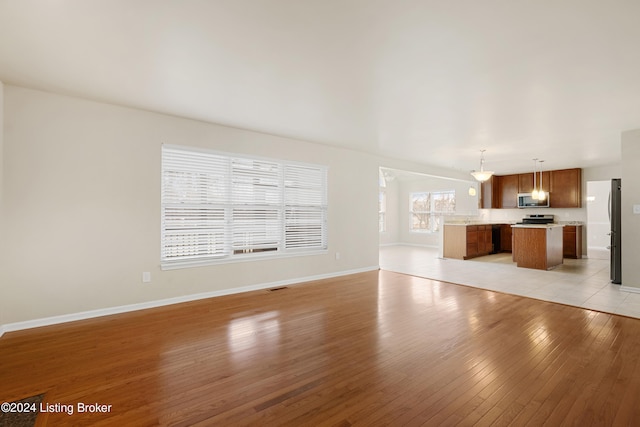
[
  {"xmin": 2, "ymin": 269, "xmax": 640, "ymax": 425},
  {"xmin": 380, "ymin": 245, "xmax": 640, "ymax": 319}
]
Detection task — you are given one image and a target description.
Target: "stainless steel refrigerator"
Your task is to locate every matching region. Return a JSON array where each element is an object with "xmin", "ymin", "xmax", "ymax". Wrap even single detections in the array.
[{"xmin": 610, "ymin": 178, "xmax": 622, "ymax": 284}]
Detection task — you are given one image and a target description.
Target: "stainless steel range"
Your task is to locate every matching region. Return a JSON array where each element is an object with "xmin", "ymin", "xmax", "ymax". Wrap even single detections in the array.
[{"xmin": 517, "ymin": 214, "xmax": 555, "ymax": 225}]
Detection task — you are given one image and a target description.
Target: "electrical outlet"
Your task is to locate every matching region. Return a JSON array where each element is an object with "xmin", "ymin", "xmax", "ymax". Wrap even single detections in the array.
[
  {"xmin": 634, "ymin": 205, "xmax": 640, "ymax": 215},
  {"xmin": 335, "ymin": 252, "xmax": 341, "ymax": 260},
  {"xmin": 142, "ymin": 272, "xmax": 151, "ymax": 283}
]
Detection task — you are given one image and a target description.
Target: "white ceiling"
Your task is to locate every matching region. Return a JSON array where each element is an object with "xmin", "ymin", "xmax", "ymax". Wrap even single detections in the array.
[{"xmin": 1, "ymin": 1, "xmax": 638, "ymax": 175}]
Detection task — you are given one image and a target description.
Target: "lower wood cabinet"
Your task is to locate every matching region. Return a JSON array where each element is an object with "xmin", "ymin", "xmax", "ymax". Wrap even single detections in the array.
[
  {"xmin": 512, "ymin": 226, "xmax": 564, "ymax": 270},
  {"xmin": 478, "ymin": 225, "xmax": 492, "ymax": 255},
  {"xmin": 563, "ymin": 225, "xmax": 583, "ymax": 258},
  {"xmin": 500, "ymin": 224, "xmax": 513, "ymax": 252},
  {"xmin": 443, "ymin": 224, "xmax": 492, "ymax": 260}
]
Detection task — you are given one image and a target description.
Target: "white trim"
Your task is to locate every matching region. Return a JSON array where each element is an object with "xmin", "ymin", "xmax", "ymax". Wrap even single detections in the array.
[
  {"xmin": 0, "ymin": 266, "xmax": 379, "ymax": 335},
  {"xmin": 161, "ymin": 249, "xmax": 329, "ymax": 270},
  {"xmin": 620, "ymin": 285, "xmax": 640, "ymax": 294},
  {"xmin": 378, "ymin": 242, "xmax": 402, "ymax": 247}
]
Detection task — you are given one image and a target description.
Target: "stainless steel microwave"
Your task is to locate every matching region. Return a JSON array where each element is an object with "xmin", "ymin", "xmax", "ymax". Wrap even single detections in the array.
[{"xmin": 517, "ymin": 193, "xmax": 549, "ymax": 208}]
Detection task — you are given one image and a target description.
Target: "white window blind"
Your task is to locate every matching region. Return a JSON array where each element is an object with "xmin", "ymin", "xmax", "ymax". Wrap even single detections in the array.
[
  {"xmin": 231, "ymin": 158, "xmax": 282, "ymax": 254},
  {"xmin": 161, "ymin": 145, "xmax": 328, "ymax": 268},
  {"xmin": 284, "ymin": 164, "xmax": 328, "ymax": 250},
  {"xmin": 162, "ymin": 148, "xmax": 229, "ymax": 262}
]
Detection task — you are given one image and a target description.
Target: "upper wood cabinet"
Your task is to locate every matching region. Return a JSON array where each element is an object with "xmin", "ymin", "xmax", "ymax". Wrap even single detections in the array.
[
  {"xmin": 518, "ymin": 173, "xmax": 533, "ymax": 193},
  {"xmin": 498, "ymin": 174, "xmax": 519, "ymax": 208},
  {"xmin": 518, "ymin": 171, "xmax": 550, "ymax": 194},
  {"xmin": 486, "ymin": 168, "xmax": 582, "ymax": 209},
  {"xmin": 480, "ymin": 176, "xmax": 498, "ymax": 209},
  {"xmin": 550, "ymin": 168, "xmax": 582, "ymax": 208}
]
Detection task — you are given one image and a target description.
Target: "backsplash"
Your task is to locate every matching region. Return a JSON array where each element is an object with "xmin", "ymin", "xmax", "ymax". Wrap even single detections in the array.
[{"xmin": 478, "ymin": 207, "xmax": 587, "ymax": 224}]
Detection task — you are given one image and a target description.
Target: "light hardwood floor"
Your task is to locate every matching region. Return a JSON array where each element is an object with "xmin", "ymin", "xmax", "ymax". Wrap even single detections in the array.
[{"xmin": 2, "ymin": 270, "xmax": 640, "ymax": 425}]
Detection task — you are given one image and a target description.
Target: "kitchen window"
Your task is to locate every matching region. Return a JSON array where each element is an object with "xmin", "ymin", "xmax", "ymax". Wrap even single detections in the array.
[
  {"xmin": 161, "ymin": 144, "xmax": 328, "ymax": 269},
  {"xmin": 409, "ymin": 190, "xmax": 455, "ymax": 233}
]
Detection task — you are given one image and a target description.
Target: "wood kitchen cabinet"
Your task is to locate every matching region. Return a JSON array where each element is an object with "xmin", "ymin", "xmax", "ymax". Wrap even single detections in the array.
[
  {"xmin": 518, "ymin": 173, "xmax": 532, "ymax": 193},
  {"xmin": 480, "ymin": 176, "xmax": 498, "ymax": 209},
  {"xmin": 498, "ymin": 174, "xmax": 519, "ymax": 208},
  {"xmin": 550, "ymin": 168, "xmax": 582, "ymax": 208},
  {"xmin": 443, "ymin": 224, "xmax": 492, "ymax": 260},
  {"xmin": 563, "ymin": 225, "xmax": 583, "ymax": 258},
  {"xmin": 466, "ymin": 226, "xmax": 479, "ymax": 258},
  {"xmin": 466, "ymin": 225, "xmax": 493, "ymax": 259},
  {"xmin": 477, "ymin": 225, "xmax": 492, "ymax": 255},
  {"xmin": 500, "ymin": 224, "xmax": 513, "ymax": 252},
  {"xmin": 518, "ymin": 171, "xmax": 550, "ymax": 194},
  {"xmin": 512, "ymin": 225, "xmax": 564, "ymax": 270},
  {"xmin": 489, "ymin": 167, "xmax": 581, "ymax": 209}
]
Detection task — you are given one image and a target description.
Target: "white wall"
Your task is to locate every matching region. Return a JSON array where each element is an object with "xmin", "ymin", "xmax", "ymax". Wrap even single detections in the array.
[
  {"xmin": 0, "ymin": 80, "xmax": 3, "ymax": 207},
  {"xmin": 0, "ymin": 81, "xmax": 4, "ymax": 330},
  {"xmin": 0, "ymin": 85, "xmax": 388, "ymax": 326},
  {"xmin": 621, "ymin": 130, "xmax": 640, "ymax": 289}
]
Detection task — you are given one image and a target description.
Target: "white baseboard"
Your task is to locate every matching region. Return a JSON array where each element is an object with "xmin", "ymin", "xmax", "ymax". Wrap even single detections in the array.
[
  {"xmin": 378, "ymin": 242, "xmax": 402, "ymax": 247},
  {"xmin": 0, "ymin": 266, "xmax": 379, "ymax": 337},
  {"xmin": 620, "ymin": 285, "xmax": 640, "ymax": 294}
]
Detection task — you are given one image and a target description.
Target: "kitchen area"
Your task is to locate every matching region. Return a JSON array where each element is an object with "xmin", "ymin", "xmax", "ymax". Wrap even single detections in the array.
[
  {"xmin": 380, "ymin": 162, "xmax": 623, "ymax": 282},
  {"xmin": 443, "ymin": 214, "xmax": 581, "ymax": 271},
  {"xmin": 378, "ymin": 161, "xmax": 635, "ymax": 316},
  {"xmin": 443, "ymin": 167, "xmax": 585, "ymax": 271}
]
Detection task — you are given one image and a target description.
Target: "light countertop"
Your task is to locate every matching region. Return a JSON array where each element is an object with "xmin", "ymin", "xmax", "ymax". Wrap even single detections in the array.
[
  {"xmin": 511, "ymin": 224, "xmax": 564, "ymax": 228},
  {"xmin": 444, "ymin": 221, "xmax": 516, "ymax": 226}
]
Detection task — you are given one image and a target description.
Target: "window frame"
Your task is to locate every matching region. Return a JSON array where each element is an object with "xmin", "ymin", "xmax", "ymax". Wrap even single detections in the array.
[
  {"xmin": 379, "ymin": 190, "xmax": 387, "ymax": 233},
  {"xmin": 409, "ymin": 190, "xmax": 455, "ymax": 233},
  {"xmin": 161, "ymin": 144, "xmax": 328, "ymax": 270}
]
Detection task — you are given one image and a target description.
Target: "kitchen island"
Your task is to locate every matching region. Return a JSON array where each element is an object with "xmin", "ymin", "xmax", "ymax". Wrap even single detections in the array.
[{"xmin": 512, "ymin": 224, "xmax": 564, "ymax": 270}]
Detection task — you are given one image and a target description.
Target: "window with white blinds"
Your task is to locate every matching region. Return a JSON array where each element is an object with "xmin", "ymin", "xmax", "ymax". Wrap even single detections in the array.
[{"xmin": 161, "ymin": 145, "xmax": 328, "ymax": 268}]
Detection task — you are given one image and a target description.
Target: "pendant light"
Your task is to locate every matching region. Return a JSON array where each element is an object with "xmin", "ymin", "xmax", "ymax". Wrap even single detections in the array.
[
  {"xmin": 468, "ymin": 185, "xmax": 477, "ymax": 196},
  {"xmin": 470, "ymin": 150, "xmax": 494, "ymax": 182},
  {"xmin": 538, "ymin": 160, "xmax": 546, "ymax": 200},
  {"xmin": 531, "ymin": 158, "xmax": 539, "ymax": 200}
]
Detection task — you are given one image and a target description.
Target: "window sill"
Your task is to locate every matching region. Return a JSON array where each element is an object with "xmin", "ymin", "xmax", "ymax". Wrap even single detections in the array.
[{"xmin": 161, "ymin": 248, "xmax": 329, "ymax": 270}]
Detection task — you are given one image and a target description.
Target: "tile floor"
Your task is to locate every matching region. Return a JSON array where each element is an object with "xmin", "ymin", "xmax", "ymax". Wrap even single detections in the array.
[{"xmin": 379, "ymin": 245, "xmax": 640, "ymax": 319}]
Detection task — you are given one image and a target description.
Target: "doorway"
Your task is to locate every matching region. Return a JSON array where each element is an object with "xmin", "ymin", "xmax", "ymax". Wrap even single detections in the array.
[{"xmin": 586, "ymin": 180, "xmax": 610, "ymax": 260}]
